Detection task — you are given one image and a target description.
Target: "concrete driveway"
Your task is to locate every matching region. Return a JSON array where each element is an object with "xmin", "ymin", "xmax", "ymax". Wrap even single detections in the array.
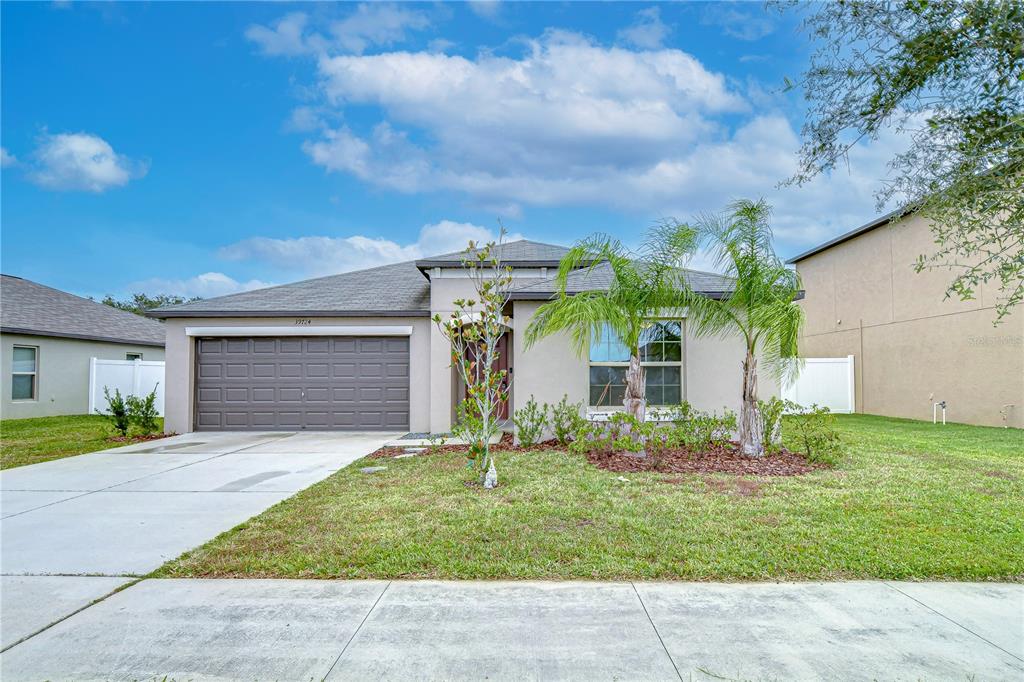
[{"xmin": 0, "ymin": 430, "xmax": 399, "ymax": 649}]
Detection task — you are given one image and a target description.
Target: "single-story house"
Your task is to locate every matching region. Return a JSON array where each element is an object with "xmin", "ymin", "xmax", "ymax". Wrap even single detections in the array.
[
  {"xmin": 1, "ymin": 274, "xmax": 167, "ymax": 419},
  {"xmin": 151, "ymin": 240, "xmax": 778, "ymax": 434},
  {"xmin": 789, "ymin": 210, "xmax": 1023, "ymax": 428}
]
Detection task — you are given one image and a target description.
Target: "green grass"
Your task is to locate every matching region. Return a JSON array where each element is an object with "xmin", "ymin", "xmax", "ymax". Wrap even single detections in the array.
[
  {"xmin": 0, "ymin": 414, "xmax": 163, "ymax": 469},
  {"xmin": 158, "ymin": 414, "xmax": 1024, "ymax": 581}
]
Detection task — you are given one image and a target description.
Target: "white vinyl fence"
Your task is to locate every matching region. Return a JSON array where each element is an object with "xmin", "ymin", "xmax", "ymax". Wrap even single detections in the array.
[
  {"xmin": 782, "ymin": 355, "xmax": 856, "ymax": 414},
  {"xmin": 88, "ymin": 358, "xmax": 166, "ymax": 416}
]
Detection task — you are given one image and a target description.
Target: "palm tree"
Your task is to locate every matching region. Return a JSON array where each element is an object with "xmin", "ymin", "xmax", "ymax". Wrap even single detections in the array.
[
  {"xmin": 524, "ymin": 225, "xmax": 696, "ymax": 423},
  {"xmin": 679, "ymin": 198, "xmax": 804, "ymax": 457}
]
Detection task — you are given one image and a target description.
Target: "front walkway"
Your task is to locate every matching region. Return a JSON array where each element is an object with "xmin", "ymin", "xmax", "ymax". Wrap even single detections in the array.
[
  {"xmin": 0, "ymin": 430, "xmax": 401, "ymax": 649},
  {"xmin": 1, "ymin": 579, "xmax": 1021, "ymax": 680}
]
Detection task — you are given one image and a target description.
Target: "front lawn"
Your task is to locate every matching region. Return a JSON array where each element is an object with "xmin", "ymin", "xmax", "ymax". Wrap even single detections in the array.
[
  {"xmin": 159, "ymin": 415, "xmax": 1024, "ymax": 581},
  {"xmin": 0, "ymin": 414, "xmax": 165, "ymax": 469}
]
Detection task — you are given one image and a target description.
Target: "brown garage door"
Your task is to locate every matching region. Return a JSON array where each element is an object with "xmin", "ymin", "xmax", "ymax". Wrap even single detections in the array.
[{"xmin": 194, "ymin": 336, "xmax": 409, "ymax": 431}]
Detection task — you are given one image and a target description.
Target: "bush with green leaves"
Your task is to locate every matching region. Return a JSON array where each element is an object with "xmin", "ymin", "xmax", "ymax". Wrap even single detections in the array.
[
  {"xmin": 126, "ymin": 385, "xmax": 160, "ymax": 435},
  {"xmin": 97, "ymin": 387, "xmax": 131, "ymax": 437},
  {"xmin": 551, "ymin": 394, "xmax": 586, "ymax": 445},
  {"xmin": 514, "ymin": 396, "xmax": 548, "ymax": 446},
  {"xmin": 669, "ymin": 403, "xmax": 737, "ymax": 452},
  {"xmin": 757, "ymin": 396, "xmax": 786, "ymax": 455},
  {"xmin": 451, "ymin": 400, "xmax": 488, "ymax": 467},
  {"xmin": 785, "ymin": 402, "xmax": 844, "ymax": 467}
]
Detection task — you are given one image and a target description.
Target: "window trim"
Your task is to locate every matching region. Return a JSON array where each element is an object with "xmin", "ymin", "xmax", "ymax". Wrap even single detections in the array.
[
  {"xmin": 11, "ymin": 344, "xmax": 39, "ymax": 402},
  {"xmin": 587, "ymin": 320, "xmax": 685, "ymax": 410},
  {"xmin": 126, "ymin": 352, "xmax": 144, "ymax": 361}
]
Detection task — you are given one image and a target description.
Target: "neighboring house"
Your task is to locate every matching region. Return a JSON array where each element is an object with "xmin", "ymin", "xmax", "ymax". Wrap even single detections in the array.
[
  {"xmin": 1, "ymin": 274, "xmax": 167, "ymax": 419},
  {"xmin": 151, "ymin": 240, "xmax": 777, "ymax": 434},
  {"xmin": 789, "ymin": 211, "xmax": 1023, "ymax": 429}
]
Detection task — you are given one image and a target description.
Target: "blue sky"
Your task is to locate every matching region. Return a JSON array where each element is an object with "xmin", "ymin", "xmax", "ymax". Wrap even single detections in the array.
[{"xmin": 1, "ymin": 1, "xmax": 901, "ymax": 300}]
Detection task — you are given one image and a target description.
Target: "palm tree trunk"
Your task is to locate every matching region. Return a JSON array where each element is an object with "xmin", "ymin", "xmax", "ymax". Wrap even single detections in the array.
[
  {"xmin": 623, "ymin": 354, "xmax": 646, "ymax": 423},
  {"xmin": 739, "ymin": 348, "xmax": 763, "ymax": 457}
]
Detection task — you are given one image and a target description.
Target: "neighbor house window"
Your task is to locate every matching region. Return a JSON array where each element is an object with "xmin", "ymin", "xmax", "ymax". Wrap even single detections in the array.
[
  {"xmin": 11, "ymin": 345, "xmax": 38, "ymax": 401},
  {"xmin": 588, "ymin": 321, "xmax": 682, "ymax": 407},
  {"xmin": 126, "ymin": 352, "xmax": 143, "ymax": 361}
]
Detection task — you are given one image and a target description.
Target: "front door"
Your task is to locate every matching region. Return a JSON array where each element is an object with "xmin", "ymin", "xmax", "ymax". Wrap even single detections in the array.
[{"xmin": 460, "ymin": 332, "xmax": 510, "ymax": 420}]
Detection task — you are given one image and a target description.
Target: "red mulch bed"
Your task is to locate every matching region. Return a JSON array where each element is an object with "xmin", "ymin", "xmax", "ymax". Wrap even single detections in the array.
[
  {"xmin": 106, "ymin": 432, "xmax": 177, "ymax": 444},
  {"xmin": 370, "ymin": 433, "xmax": 823, "ymax": 477},
  {"xmin": 585, "ymin": 442, "xmax": 824, "ymax": 476}
]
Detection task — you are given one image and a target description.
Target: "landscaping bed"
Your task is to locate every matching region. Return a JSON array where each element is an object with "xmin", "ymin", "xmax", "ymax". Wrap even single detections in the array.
[
  {"xmin": 159, "ymin": 415, "xmax": 1024, "ymax": 582},
  {"xmin": 372, "ymin": 434, "xmax": 822, "ymax": 477}
]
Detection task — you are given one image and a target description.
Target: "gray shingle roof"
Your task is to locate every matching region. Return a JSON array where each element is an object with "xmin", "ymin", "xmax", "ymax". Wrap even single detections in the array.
[
  {"xmin": 151, "ymin": 260, "xmax": 432, "ymax": 318},
  {"xmin": 509, "ymin": 262, "xmax": 734, "ymax": 299},
  {"xmin": 150, "ymin": 239, "xmax": 735, "ymax": 318},
  {"xmin": 415, "ymin": 239, "xmax": 570, "ymax": 268},
  {"xmin": 1, "ymin": 274, "xmax": 166, "ymax": 346}
]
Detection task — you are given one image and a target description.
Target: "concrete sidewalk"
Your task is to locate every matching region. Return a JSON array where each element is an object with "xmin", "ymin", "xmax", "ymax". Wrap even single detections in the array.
[{"xmin": 1, "ymin": 579, "xmax": 1021, "ymax": 681}]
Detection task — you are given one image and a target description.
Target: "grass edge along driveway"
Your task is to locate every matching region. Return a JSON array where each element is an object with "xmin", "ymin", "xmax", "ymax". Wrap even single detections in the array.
[
  {"xmin": 159, "ymin": 415, "xmax": 1024, "ymax": 582},
  {"xmin": 0, "ymin": 414, "xmax": 164, "ymax": 469}
]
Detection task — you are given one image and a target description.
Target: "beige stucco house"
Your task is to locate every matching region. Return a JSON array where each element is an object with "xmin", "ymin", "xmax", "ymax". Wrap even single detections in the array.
[
  {"xmin": 1, "ymin": 275, "xmax": 166, "ymax": 419},
  {"xmin": 152, "ymin": 240, "xmax": 775, "ymax": 434},
  {"xmin": 789, "ymin": 211, "xmax": 1023, "ymax": 428}
]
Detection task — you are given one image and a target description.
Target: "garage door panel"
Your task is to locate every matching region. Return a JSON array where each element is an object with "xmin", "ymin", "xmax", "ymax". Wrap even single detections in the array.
[
  {"xmin": 253, "ymin": 363, "xmax": 275, "ymax": 377},
  {"xmin": 226, "ymin": 364, "xmax": 249, "ymax": 378},
  {"xmin": 195, "ymin": 335, "xmax": 410, "ymax": 431}
]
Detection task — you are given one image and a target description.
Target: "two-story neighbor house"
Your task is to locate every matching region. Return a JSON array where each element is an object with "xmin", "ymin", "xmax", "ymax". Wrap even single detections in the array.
[
  {"xmin": 789, "ymin": 211, "xmax": 1023, "ymax": 429},
  {"xmin": 151, "ymin": 240, "xmax": 776, "ymax": 434}
]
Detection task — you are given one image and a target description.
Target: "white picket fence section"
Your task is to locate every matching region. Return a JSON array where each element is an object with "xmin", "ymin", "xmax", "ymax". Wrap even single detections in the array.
[
  {"xmin": 782, "ymin": 355, "xmax": 856, "ymax": 414},
  {"xmin": 88, "ymin": 358, "xmax": 166, "ymax": 416}
]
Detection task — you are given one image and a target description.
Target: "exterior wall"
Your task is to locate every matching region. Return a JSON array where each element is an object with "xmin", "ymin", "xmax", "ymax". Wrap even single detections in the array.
[
  {"xmin": 511, "ymin": 301, "xmax": 778, "ymax": 422},
  {"xmin": 511, "ymin": 301, "xmax": 589, "ymax": 418},
  {"xmin": 161, "ymin": 316, "xmax": 431, "ymax": 434},
  {"xmin": 796, "ymin": 212, "xmax": 1024, "ymax": 428},
  {"xmin": 0, "ymin": 333, "xmax": 165, "ymax": 419}
]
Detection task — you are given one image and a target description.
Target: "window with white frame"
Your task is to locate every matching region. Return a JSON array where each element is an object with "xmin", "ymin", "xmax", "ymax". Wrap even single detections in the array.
[
  {"xmin": 126, "ymin": 352, "xmax": 143, "ymax": 361},
  {"xmin": 588, "ymin": 321, "xmax": 683, "ymax": 407},
  {"xmin": 11, "ymin": 345, "xmax": 38, "ymax": 401}
]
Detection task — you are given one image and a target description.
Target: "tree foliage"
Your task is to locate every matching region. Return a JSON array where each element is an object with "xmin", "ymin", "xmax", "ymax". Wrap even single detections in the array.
[
  {"xmin": 432, "ymin": 236, "xmax": 514, "ymax": 487},
  {"xmin": 102, "ymin": 293, "xmax": 200, "ymax": 317},
  {"xmin": 524, "ymin": 224, "xmax": 697, "ymax": 423},
  {"xmin": 677, "ymin": 199, "xmax": 804, "ymax": 457},
  {"xmin": 784, "ymin": 0, "xmax": 1024, "ymax": 321}
]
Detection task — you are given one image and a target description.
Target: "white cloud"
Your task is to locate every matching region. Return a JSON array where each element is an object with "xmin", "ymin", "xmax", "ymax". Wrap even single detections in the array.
[
  {"xmin": 28, "ymin": 132, "xmax": 147, "ymax": 192},
  {"xmin": 330, "ymin": 3, "xmax": 430, "ymax": 54},
  {"xmin": 253, "ymin": 19, "xmax": 906, "ymax": 250},
  {"xmin": 245, "ymin": 12, "xmax": 314, "ymax": 56},
  {"xmin": 617, "ymin": 7, "xmax": 671, "ymax": 49},
  {"xmin": 128, "ymin": 272, "xmax": 273, "ymax": 299},
  {"xmin": 467, "ymin": 1, "xmax": 502, "ymax": 21},
  {"xmin": 702, "ymin": 5, "xmax": 776, "ymax": 42},
  {"xmin": 245, "ymin": 4, "xmax": 430, "ymax": 57},
  {"xmin": 219, "ymin": 220, "xmax": 524, "ymax": 278},
  {"xmin": 1, "ymin": 147, "xmax": 16, "ymax": 167}
]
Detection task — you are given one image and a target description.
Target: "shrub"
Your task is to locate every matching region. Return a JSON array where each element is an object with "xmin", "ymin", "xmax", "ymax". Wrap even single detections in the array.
[
  {"xmin": 514, "ymin": 396, "xmax": 548, "ymax": 446},
  {"xmin": 785, "ymin": 402, "xmax": 844, "ymax": 466},
  {"xmin": 670, "ymin": 403, "xmax": 737, "ymax": 452},
  {"xmin": 568, "ymin": 419, "xmax": 608, "ymax": 455},
  {"xmin": 97, "ymin": 387, "xmax": 130, "ymax": 437},
  {"xmin": 453, "ymin": 401, "xmax": 485, "ymax": 467},
  {"xmin": 551, "ymin": 394, "xmax": 586, "ymax": 445},
  {"xmin": 757, "ymin": 396, "xmax": 786, "ymax": 455},
  {"xmin": 126, "ymin": 385, "xmax": 160, "ymax": 435}
]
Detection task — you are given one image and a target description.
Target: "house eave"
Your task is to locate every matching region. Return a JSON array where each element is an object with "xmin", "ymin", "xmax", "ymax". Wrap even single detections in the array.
[
  {"xmin": 147, "ymin": 309, "xmax": 433, "ymax": 320},
  {"xmin": 0, "ymin": 326, "xmax": 165, "ymax": 347}
]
